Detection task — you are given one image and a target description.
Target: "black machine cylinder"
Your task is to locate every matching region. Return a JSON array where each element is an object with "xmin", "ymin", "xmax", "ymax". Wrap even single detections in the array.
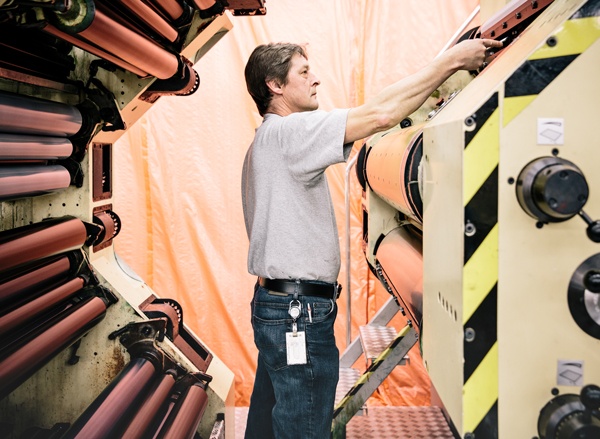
[
  {"xmin": 538, "ymin": 385, "xmax": 600, "ymax": 439},
  {"xmin": 516, "ymin": 156, "xmax": 589, "ymax": 223},
  {"xmin": 568, "ymin": 253, "xmax": 600, "ymax": 340}
]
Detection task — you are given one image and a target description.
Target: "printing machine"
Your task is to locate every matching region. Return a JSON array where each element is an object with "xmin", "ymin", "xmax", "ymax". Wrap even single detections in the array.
[
  {"xmin": 357, "ymin": 0, "xmax": 600, "ymax": 437},
  {"xmin": 0, "ymin": 1, "xmax": 265, "ymax": 438}
]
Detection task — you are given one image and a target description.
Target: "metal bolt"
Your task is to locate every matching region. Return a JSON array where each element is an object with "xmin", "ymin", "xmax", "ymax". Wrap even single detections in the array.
[
  {"xmin": 465, "ymin": 222, "xmax": 476, "ymax": 237},
  {"xmin": 465, "ymin": 328, "xmax": 476, "ymax": 342},
  {"xmin": 400, "ymin": 118, "xmax": 412, "ymax": 128}
]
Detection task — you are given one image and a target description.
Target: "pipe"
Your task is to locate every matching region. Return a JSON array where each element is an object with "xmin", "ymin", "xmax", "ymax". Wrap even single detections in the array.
[
  {"xmin": 158, "ymin": 383, "xmax": 208, "ymax": 439},
  {"xmin": 0, "ymin": 133, "xmax": 73, "ymax": 161},
  {"xmin": 0, "ymin": 217, "xmax": 87, "ymax": 273},
  {"xmin": 344, "ymin": 153, "xmax": 358, "ymax": 348},
  {"xmin": 0, "ymin": 296, "xmax": 107, "ymax": 400},
  {"xmin": 0, "ymin": 255, "xmax": 72, "ymax": 306},
  {"xmin": 0, "ymin": 164, "xmax": 71, "ymax": 200},
  {"xmin": 0, "ymin": 90, "xmax": 82, "ymax": 137},
  {"xmin": 0, "ymin": 276, "xmax": 86, "ymax": 337},
  {"xmin": 63, "ymin": 357, "xmax": 159, "ymax": 439},
  {"xmin": 120, "ymin": 372, "xmax": 177, "ymax": 439}
]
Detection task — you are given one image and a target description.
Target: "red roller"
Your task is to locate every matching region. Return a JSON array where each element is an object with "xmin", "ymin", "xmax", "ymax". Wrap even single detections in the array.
[
  {"xmin": 0, "ymin": 90, "xmax": 82, "ymax": 137},
  {"xmin": 376, "ymin": 227, "xmax": 423, "ymax": 328},
  {"xmin": 119, "ymin": 0, "xmax": 179, "ymax": 43},
  {"xmin": 0, "ymin": 256, "xmax": 72, "ymax": 306},
  {"xmin": 192, "ymin": 0, "xmax": 216, "ymax": 9},
  {"xmin": 121, "ymin": 373, "xmax": 177, "ymax": 439},
  {"xmin": 0, "ymin": 217, "xmax": 87, "ymax": 272},
  {"xmin": 51, "ymin": 8, "xmax": 179, "ymax": 79},
  {"xmin": 43, "ymin": 25, "xmax": 150, "ymax": 78},
  {"xmin": 0, "ymin": 296, "xmax": 107, "ymax": 400},
  {"xmin": 0, "ymin": 277, "xmax": 86, "ymax": 337},
  {"xmin": 365, "ymin": 124, "xmax": 424, "ymax": 225},
  {"xmin": 0, "ymin": 165, "xmax": 71, "ymax": 200},
  {"xmin": 63, "ymin": 357, "xmax": 159, "ymax": 439},
  {"xmin": 150, "ymin": 0, "xmax": 185, "ymax": 21},
  {"xmin": 190, "ymin": 0, "xmax": 224, "ymax": 19},
  {"xmin": 158, "ymin": 383, "xmax": 208, "ymax": 439},
  {"xmin": 0, "ymin": 133, "xmax": 73, "ymax": 161}
]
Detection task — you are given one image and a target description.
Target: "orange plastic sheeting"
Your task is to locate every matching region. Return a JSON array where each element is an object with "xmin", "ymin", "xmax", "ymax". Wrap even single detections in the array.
[{"xmin": 113, "ymin": 0, "xmax": 479, "ymax": 407}]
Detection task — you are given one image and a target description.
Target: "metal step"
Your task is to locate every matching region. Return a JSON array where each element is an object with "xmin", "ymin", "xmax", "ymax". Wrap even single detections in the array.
[
  {"xmin": 333, "ymin": 325, "xmax": 419, "ymax": 438},
  {"xmin": 359, "ymin": 324, "xmax": 408, "ymax": 365},
  {"xmin": 346, "ymin": 406, "xmax": 455, "ymax": 438},
  {"xmin": 235, "ymin": 406, "xmax": 454, "ymax": 438},
  {"xmin": 336, "ymin": 367, "xmax": 362, "ymax": 407}
]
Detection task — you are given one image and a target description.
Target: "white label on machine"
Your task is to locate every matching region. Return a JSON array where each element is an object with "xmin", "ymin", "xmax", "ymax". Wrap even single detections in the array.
[
  {"xmin": 538, "ymin": 118, "xmax": 564, "ymax": 145},
  {"xmin": 557, "ymin": 359, "xmax": 584, "ymax": 386}
]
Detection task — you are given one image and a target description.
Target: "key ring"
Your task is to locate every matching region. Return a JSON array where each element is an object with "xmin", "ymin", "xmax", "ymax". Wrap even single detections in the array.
[{"xmin": 288, "ymin": 300, "xmax": 301, "ymax": 320}]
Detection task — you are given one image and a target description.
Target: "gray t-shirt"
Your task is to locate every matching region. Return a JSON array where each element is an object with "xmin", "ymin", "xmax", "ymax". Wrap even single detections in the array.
[{"xmin": 242, "ymin": 109, "xmax": 352, "ymax": 284}]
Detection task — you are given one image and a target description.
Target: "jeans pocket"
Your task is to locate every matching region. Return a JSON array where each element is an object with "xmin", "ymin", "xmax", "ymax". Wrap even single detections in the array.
[
  {"xmin": 309, "ymin": 298, "xmax": 336, "ymax": 322},
  {"xmin": 306, "ymin": 298, "xmax": 337, "ymax": 346},
  {"xmin": 252, "ymin": 299, "xmax": 291, "ymax": 371}
]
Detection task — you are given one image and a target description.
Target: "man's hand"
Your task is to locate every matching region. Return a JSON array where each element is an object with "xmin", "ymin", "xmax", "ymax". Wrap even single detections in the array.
[{"xmin": 445, "ymin": 38, "xmax": 504, "ymax": 71}]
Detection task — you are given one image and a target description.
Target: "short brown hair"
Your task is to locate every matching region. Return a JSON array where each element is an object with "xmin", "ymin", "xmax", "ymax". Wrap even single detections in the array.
[{"xmin": 244, "ymin": 43, "xmax": 308, "ymax": 116}]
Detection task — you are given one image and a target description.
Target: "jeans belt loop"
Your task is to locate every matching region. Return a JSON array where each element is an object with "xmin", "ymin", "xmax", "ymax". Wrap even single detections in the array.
[{"xmin": 294, "ymin": 279, "xmax": 300, "ymax": 300}]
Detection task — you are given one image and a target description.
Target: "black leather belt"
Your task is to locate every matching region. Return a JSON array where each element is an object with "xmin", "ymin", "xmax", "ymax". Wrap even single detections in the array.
[{"xmin": 259, "ymin": 277, "xmax": 341, "ymax": 299}]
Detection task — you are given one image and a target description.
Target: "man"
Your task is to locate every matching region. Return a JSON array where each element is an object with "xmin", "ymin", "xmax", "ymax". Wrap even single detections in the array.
[{"xmin": 242, "ymin": 37, "xmax": 501, "ymax": 439}]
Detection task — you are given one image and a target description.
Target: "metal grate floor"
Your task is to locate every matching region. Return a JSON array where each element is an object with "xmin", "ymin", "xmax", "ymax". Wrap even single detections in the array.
[{"xmin": 235, "ymin": 405, "xmax": 454, "ymax": 438}]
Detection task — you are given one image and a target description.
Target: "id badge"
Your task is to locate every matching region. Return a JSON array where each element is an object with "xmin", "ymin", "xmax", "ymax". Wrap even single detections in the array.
[{"xmin": 286, "ymin": 331, "xmax": 307, "ymax": 365}]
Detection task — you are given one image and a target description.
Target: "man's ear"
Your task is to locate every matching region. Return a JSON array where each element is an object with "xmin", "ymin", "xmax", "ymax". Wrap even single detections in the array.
[{"xmin": 266, "ymin": 79, "xmax": 283, "ymax": 95}]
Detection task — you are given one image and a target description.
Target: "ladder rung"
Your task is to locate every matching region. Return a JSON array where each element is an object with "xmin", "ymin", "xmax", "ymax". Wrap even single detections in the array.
[{"xmin": 359, "ymin": 324, "xmax": 409, "ymax": 365}]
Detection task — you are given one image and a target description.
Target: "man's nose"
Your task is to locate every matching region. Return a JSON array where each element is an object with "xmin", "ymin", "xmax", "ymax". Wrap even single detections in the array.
[{"xmin": 311, "ymin": 73, "xmax": 320, "ymax": 86}]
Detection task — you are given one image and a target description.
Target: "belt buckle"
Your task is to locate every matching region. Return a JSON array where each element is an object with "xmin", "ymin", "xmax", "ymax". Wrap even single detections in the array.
[{"xmin": 335, "ymin": 283, "xmax": 342, "ymax": 299}]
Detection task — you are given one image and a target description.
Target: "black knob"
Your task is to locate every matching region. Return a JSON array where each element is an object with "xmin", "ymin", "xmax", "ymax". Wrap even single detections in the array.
[
  {"xmin": 583, "ymin": 271, "xmax": 600, "ymax": 293},
  {"xmin": 587, "ymin": 220, "xmax": 600, "ymax": 243},
  {"xmin": 581, "ymin": 385, "xmax": 600, "ymax": 411}
]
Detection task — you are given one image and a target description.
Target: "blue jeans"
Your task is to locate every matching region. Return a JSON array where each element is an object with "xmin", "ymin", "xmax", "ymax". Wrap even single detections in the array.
[{"xmin": 245, "ymin": 284, "xmax": 339, "ymax": 439}]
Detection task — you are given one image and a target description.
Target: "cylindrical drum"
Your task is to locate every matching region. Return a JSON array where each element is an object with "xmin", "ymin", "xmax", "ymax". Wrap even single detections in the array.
[
  {"xmin": 0, "ymin": 165, "xmax": 71, "ymax": 200},
  {"xmin": 365, "ymin": 124, "xmax": 425, "ymax": 225},
  {"xmin": 0, "ymin": 91, "xmax": 82, "ymax": 137},
  {"xmin": 0, "ymin": 217, "xmax": 88, "ymax": 272},
  {"xmin": 0, "ymin": 133, "xmax": 73, "ymax": 161}
]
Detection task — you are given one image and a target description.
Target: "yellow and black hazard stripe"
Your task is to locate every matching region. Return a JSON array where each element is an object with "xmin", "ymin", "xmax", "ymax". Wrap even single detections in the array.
[
  {"xmin": 504, "ymin": 0, "xmax": 600, "ymax": 126},
  {"xmin": 462, "ymin": 92, "xmax": 500, "ymax": 439},
  {"xmin": 461, "ymin": 2, "xmax": 600, "ymax": 436}
]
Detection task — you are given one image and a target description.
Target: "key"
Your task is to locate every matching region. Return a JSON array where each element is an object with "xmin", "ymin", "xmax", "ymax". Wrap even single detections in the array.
[{"xmin": 288, "ymin": 300, "xmax": 302, "ymax": 320}]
